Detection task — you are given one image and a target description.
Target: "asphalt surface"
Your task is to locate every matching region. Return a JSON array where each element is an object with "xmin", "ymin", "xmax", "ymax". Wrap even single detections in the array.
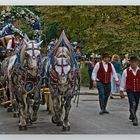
[{"xmin": 0, "ymin": 93, "xmax": 140, "ymax": 134}]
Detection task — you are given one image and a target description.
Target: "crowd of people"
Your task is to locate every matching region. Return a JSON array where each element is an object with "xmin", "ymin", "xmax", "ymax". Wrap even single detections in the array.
[
  {"xmin": 86, "ymin": 52, "xmax": 140, "ymax": 126},
  {"xmin": 87, "ymin": 53, "xmax": 131, "ymax": 98}
]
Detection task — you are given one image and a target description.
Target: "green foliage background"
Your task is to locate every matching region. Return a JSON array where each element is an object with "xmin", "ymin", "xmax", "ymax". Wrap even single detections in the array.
[
  {"xmin": 80, "ymin": 64, "xmax": 90, "ymax": 86},
  {"xmin": 37, "ymin": 6, "xmax": 140, "ymax": 56},
  {"xmin": 1, "ymin": 6, "xmax": 140, "ymax": 56}
]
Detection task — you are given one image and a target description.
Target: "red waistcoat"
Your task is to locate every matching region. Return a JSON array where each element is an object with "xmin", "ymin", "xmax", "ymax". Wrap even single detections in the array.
[
  {"xmin": 126, "ymin": 68, "xmax": 140, "ymax": 92},
  {"xmin": 97, "ymin": 62, "xmax": 112, "ymax": 84},
  {"xmin": 11, "ymin": 37, "xmax": 16, "ymax": 50}
]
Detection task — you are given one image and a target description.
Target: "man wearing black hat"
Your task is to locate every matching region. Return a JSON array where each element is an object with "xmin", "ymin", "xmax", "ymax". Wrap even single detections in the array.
[
  {"xmin": 92, "ymin": 52, "xmax": 119, "ymax": 115},
  {"xmin": 120, "ymin": 56, "xmax": 140, "ymax": 126}
]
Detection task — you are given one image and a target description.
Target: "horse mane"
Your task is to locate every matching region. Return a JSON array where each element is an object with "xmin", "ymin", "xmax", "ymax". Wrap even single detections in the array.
[{"xmin": 20, "ymin": 43, "xmax": 26, "ymax": 64}]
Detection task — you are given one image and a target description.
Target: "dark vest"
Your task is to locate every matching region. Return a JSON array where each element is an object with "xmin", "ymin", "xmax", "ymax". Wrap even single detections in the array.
[
  {"xmin": 126, "ymin": 68, "xmax": 140, "ymax": 92},
  {"xmin": 97, "ymin": 62, "xmax": 112, "ymax": 84}
]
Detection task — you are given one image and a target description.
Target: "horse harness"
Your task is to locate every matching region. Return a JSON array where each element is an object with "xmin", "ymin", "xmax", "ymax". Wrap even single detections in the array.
[
  {"xmin": 49, "ymin": 57, "xmax": 75, "ymax": 88},
  {"xmin": 16, "ymin": 42, "xmax": 41, "ymax": 94}
]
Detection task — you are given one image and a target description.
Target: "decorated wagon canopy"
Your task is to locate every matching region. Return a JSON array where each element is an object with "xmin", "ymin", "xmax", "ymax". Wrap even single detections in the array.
[
  {"xmin": 0, "ymin": 7, "xmax": 41, "ymax": 42},
  {"xmin": 55, "ymin": 30, "xmax": 71, "ymax": 51}
]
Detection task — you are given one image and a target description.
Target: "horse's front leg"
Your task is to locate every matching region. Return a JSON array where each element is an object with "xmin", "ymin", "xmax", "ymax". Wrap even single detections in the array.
[
  {"xmin": 31, "ymin": 89, "xmax": 40, "ymax": 122},
  {"xmin": 63, "ymin": 95, "xmax": 73, "ymax": 131},
  {"xmin": 12, "ymin": 92, "xmax": 20, "ymax": 118},
  {"xmin": 51, "ymin": 94, "xmax": 63, "ymax": 126},
  {"xmin": 6, "ymin": 79, "xmax": 14, "ymax": 112},
  {"xmin": 18, "ymin": 93, "xmax": 28, "ymax": 130}
]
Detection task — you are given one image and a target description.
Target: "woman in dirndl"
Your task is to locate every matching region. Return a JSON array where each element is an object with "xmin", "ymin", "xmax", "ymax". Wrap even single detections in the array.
[{"xmin": 110, "ymin": 54, "xmax": 125, "ymax": 99}]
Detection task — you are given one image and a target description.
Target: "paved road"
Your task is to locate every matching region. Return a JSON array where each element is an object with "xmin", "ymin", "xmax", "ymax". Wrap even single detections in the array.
[{"xmin": 0, "ymin": 94, "xmax": 140, "ymax": 134}]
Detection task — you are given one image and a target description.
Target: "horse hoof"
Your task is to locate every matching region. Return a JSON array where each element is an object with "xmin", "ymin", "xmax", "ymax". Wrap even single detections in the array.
[
  {"xmin": 29, "ymin": 121, "xmax": 33, "ymax": 125},
  {"xmin": 31, "ymin": 117, "xmax": 37, "ymax": 122},
  {"xmin": 62, "ymin": 126, "xmax": 67, "ymax": 131},
  {"xmin": 18, "ymin": 125, "xmax": 27, "ymax": 131},
  {"xmin": 67, "ymin": 126, "xmax": 70, "ymax": 131},
  {"xmin": 26, "ymin": 119, "xmax": 33, "ymax": 126},
  {"xmin": 31, "ymin": 113, "xmax": 37, "ymax": 122},
  {"xmin": 51, "ymin": 116, "xmax": 57, "ymax": 124},
  {"xmin": 7, "ymin": 107, "xmax": 13, "ymax": 112},
  {"xmin": 56, "ymin": 121, "xmax": 63, "ymax": 126},
  {"xmin": 48, "ymin": 111, "xmax": 53, "ymax": 115},
  {"xmin": 62, "ymin": 126, "xmax": 70, "ymax": 131},
  {"xmin": 13, "ymin": 113, "xmax": 19, "ymax": 118}
]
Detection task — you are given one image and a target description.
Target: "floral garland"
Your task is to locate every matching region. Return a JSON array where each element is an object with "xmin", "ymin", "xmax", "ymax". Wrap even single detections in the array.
[{"xmin": 0, "ymin": 7, "xmax": 41, "ymax": 42}]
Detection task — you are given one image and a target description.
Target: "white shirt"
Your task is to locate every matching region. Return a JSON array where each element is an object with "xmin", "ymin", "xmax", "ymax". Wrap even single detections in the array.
[
  {"xmin": 92, "ymin": 61, "xmax": 119, "ymax": 81},
  {"xmin": 6, "ymin": 38, "xmax": 20, "ymax": 51},
  {"xmin": 120, "ymin": 66, "xmax": 140, "ymax": 91},
  {"xmin": 6, "ymin": 39, "xmax": 13, "ymax": 50}
]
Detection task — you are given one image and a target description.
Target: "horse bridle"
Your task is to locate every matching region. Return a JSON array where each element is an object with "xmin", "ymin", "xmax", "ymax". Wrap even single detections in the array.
[
  {"xmin": 25, "ymin": 41, "xmax": 40, "ymax": 58},
  {"xmin": 24, "ymin": 42, "xmax": 40, "ymax": 71}
]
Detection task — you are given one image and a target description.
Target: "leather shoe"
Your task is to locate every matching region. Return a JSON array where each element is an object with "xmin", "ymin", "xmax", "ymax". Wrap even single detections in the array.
[
  {"xmin": 129, "ymin": 114, "xmax": 134, "ymax": 121},
  {"xmin": 110, "ymin": 96, "xmax": 114, "ymax": 99},
  {"xmin": 133, "ymin": 118, "xmax": 138, "ymax": 126},
  {"xmin": 104, "ymin": 110, "xmax": 109, "ymax": 114},
  {"xmin": 99, "ymin": 110, "xmax": 104, "ymax": 115}
]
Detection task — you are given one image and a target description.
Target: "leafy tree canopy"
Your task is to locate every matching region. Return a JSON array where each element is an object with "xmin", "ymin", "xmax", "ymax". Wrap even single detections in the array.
[{"xmin": 1, "ymin": 6, "xmax": 140, "ymax": 56}]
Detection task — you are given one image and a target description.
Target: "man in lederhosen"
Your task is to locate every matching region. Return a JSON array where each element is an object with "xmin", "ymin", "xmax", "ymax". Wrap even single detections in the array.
[
  {"xmin": 120, "ymin": 56, "xmax": 140, "ymax": 126},
  {"xmin": 92, "ymin": 52, "xmax": 119, "ymax": 115}
]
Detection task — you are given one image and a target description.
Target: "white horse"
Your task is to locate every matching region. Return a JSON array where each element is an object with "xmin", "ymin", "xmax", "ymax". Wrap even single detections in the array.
[
  {"xmin": 49, "ymin": 45, "xmax": 75, "ymax": 131},
  {"xmin": 4, "ymin": 39, "xmax": 43, "ymax": 130}
]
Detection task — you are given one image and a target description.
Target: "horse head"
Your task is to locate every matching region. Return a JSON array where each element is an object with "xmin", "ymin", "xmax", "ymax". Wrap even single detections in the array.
[
  {"xmin": 54, "ymin": 47, "xmax": 72, "ymax": 92},
  {"xmin": 21, "ymin": 39, "xmax": 43, "ymax": 77}
]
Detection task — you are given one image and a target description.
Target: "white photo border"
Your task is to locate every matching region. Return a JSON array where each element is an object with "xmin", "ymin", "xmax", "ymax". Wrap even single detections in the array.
[
  {"xmin": 0, "ymin": 1, "xmax": 140, "ymax": 140},
  {"xmin": 0, "ymin": 0, "xmax": 140, "ymax": 5}
]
